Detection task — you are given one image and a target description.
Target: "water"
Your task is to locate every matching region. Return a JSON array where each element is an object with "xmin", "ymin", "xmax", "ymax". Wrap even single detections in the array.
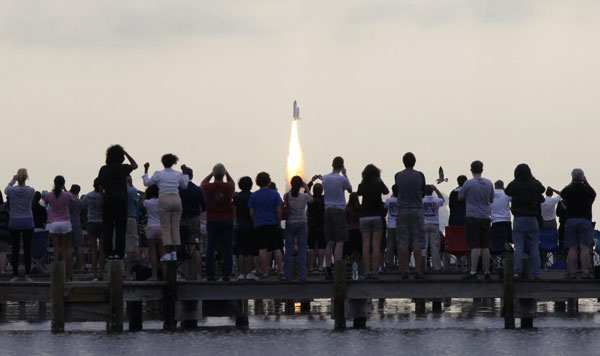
[{"xmin": 2, "ymin": 299, "xmax": 600, "ymax": 356}]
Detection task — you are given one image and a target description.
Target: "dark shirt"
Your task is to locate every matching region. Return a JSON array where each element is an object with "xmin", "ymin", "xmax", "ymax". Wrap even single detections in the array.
[
  {"xmin": 179, "ymin": 181, "xmax": 206, "ymax": 218},
  {"xmin": 0, "ymin": 209, "xmax": 9, "ymax": 241},
  {"xmin": 307, "ymin": 195, "xmax": 324, "ymax": 231},
  {"xmin": 233, "ymin": 191, "xmax": 252, "ymax": 230},
  {"xmin": 346, "ymin": 205, "xmax": 360, "ymax": 231},
  {"xmin": 394, "ymin": 169, "xmax": 426, "ymax": 209},
  {"xmin": 32, "ymin": 202, "xmax": 47, "ymax": 229},
  {"xmin": 448, "ymin": 188, "xmax": 466, "ymax": 226},
  {"xmin": 504, "ymin": 179, "xmax": 545, "ymax": 217},
  {"xmin": 97, "ymin": 164, "xmax": 135, "ymax": 203},
  {"xmin": 357, "ymin": 180, "xmax": 389, "ymax": 218},
  {"xmin": 560, "ymin": 183, "xmax": 596, "ymax": 220}
]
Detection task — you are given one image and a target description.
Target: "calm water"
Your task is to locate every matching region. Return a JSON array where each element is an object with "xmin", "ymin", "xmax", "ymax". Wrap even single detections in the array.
[{"xmin": 2, "ymin": 299, "xmax": 600, "ymax": 356}]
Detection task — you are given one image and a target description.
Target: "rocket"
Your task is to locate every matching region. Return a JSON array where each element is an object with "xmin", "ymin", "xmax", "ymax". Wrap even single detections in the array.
[{"xmin": 293, "ymin": 100, "xmax": 301, "ymax": 120}]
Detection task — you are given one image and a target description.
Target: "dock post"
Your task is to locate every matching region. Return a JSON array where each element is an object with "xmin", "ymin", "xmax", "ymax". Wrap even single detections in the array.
[
  {"xmin": 107, "ymin": 259, "xmax": 124, "ymax": 333},
  {"xmin": 128, "ymin": 301, "xmax": 143, "ymax": 331},
  {"xmin": 235, "ymin": 300, "xmax": 250, "ymax": 328},
  {"xmin": 503, "ymin": 253, "xmax": 515, "ymax": 329},
  {"xmin": 554, "ymin": 301, "xmax": 566, "ymax": 312},
  {"xmin": 180, "ymin": 257, "xmax": 199, "ymax": 329},
  {"xmin": 51, "ymin": 261, "xmax": 65, "ymax": 333},
  {"xmin": 415, "ymin": 299, "xmax": 426, "ymax": 315},
  {"xmin": 519, "ymin": 254, "xmax": 535, "ymax": 328},
  {"xmin": 334, "ymin": 260, "xmax": 347, "ymax": 330},
  {"xmin": 162, "ymin": 261, "xmax": 178, "ymax": 330},
  {"xmin": 432, "ymin": 300, "xmax": 443, "ymax": 313},
  {"xmin": 567, "ymin": 298, "xmax": 578, "ymax": 315},
  {"xmin": 65, "ymin": 257, "xmax": 74, "ymax": 282}
]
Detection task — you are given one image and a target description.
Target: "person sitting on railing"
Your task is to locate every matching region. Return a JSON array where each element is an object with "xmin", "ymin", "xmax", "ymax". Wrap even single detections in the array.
[{"xmin": 560, "ymin": 169, "xmax": 596, "ymax": 279}]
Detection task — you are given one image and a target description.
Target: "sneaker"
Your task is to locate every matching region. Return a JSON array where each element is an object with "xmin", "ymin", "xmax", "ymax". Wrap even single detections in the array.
[
  {"xmin": 401, "ymin": 272, "xmax": 410, "ymax": 280},
  {"xmin": 160, "ymin": 253, "xmax": 172, "ymax": 262},
  {"xmin": 237, "ymin": 274, "xmax": 245, "ymax": 281},
  {"xmin": 246, "ymin": 273, "xmax": 258, "ymax": 280},
  {"xmin": 92, "ymin": 277, "xmax": 98, "ymax": 282},
  {"xmin": 222, "ymin": 276, "xmax": 230, "ymax": 282},
  {"xmin": 170, "ymin": 252, "xmax": 177, "ymax": 261},
  {"xmin": 414, "ymin": 272, "xmax": 423, "ymax": 280},
  {"xmin": 462, "ymin": 273, "xmax": 478, "ymax": 281},
  {"xmin": 207, "ymin": 276, "xmax": 217, "ymax": 282},
  {"xmin": 514, "ymin": 274, "xmax": 521, "ymax": 280},
  {"xmin": 260, "ymin": 274, "xmax": 270, "ymax": 280},
  {"xmin": 278, "ymin": 273, "xmax": 285, "ymax": 281},
  {"xmin": 484, "ymin": 273, "xmax": 491, "ymax": 281}
]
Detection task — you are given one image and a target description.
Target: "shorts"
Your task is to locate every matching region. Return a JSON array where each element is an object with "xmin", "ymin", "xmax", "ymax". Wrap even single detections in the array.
[
  {"xmin": 564, "ymin": 218, "xmax": 593, "ymax": 248},
  {"xmin": 146, "ymin": 226, "xmax": 161, "ymax": 240},
  {"xmin": 542, "ymin": 219, "xmax": 558, "ymax": 231},
  {"xmin": 308, "ymin": 225, "xmax": 326, "ymax": 250},
  {"xmin": 71, "ymin": 227, "xmax": 84, "ymax": 248},
  {"xmin": 180, "ymin": 216, "xmax": 201, "ymax": 245},
  {"xmin": 48, "ymin": 221, "xmax": 72, "ymax": 235},
  {"xmin": 395, "ymin": 208, "xmax": 425, "ymax": 249},
  {"xmin": 126, "ymin": 217, "xmax": 139, "ymax": 252},
  {"xmin": 324, "ymin": 208, "xmax": 349, "ymax": 243},
  {"xmin": 465, "ymin": 217, "xmax": 491, "ymax": 249},
  {"xmin": 359, "ymin": 217, "xmax": 383, "ymax": 234},
  {"xmin": 254, "ymin": 224, "xmax": 283, "ymax": 252},
  {"xmin": 235, "ymin": 227, "xmax": 257, "ymax": 256},
  {"xmin": 87, "ymin": 222, "xmax": 103, "ymax": 236}
]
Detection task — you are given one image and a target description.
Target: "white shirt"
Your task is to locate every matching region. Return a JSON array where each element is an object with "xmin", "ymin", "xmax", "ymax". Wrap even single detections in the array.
[
  {"xmin": 491, "ymin": 189, "xmax": 512, "ymax": 223},
  {"xmin": 143, "ymin": 199, "xmax": 160, "ymax": 227},
  {"xmin": 541, "ymin": 195, "xmax": 561, "ymax": 221},
  {"xmin": 423, "ymin": 195, "xmax": 445, "ymax": 225},
  {"xmin": 143, "ymin": 168, "xmax": 189, "ymax": 196},
  {"xmin": 384, "ymin": 197, "xmax": 398, "ymax": 229}
]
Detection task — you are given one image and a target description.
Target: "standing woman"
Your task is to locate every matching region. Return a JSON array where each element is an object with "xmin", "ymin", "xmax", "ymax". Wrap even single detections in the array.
[
  {"xmin": 142, "ymin": 184, "xmax": 164, "ymax": 280},
  {"xmin": 357, "ymin": 164, "xmax": 389, "ymax": 279},
  {"xmin": 5, "ymin": 169, "xmax": 35, "ymax": 282},
  {"xmin": 143, "ymin": 154, "xmax": 189, "ymax": 262},
  {"xmin": 283, "ymin": 176, "xmax": 313, "ymax": 281},
  {"xmin": 43, "ymin": 176, "xmax": 75, "ymax": 264},
  {"xmin": 82, "ymin": 178, "xmax": 105, "ymax": 281}
]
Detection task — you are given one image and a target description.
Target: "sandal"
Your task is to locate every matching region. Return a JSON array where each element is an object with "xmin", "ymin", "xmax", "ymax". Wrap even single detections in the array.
[{"xmin": 581, "ymin": 272, "xmax": 594, "ymax": 279}]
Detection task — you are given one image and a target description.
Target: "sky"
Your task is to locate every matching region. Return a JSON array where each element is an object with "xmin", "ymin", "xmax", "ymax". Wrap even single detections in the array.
[{"xmin": 1, "ymin": 1, "xmax": 600, "ymax": 214}]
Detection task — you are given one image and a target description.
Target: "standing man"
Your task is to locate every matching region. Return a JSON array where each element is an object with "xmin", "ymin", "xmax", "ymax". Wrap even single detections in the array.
[
  {"xmin": 560, "ymin": 169, "xmax": 596, "ymax": 278},
  {"xmin": 395, "ymin": 152, "xmax": 426, "ymax": 279},
  {"xmin": 179, "ymin": 166, "xmax": 206, "ymax": 278},
  {"xmin": 97, "ymin": 145, "xmax": 138, "ymax": 259},
  {"xmin": 423, "ymin": 184, "xmax": 445, "ymax": 271},
  {"xmin": 322, "ymin": 156, "xmax": 352, "ymax": 280},
  {"xmin": 459, "ymin": 160, "xmax": 494, "ymax": 281},
  {"xmin": 201, "ymin": 164, "xmax": 235, "ymax": 282},
  {"xmin": 541, "ymin": 187, "xmax": 561, "ymax": 230},
  {"xmin": 448, "ymin": 175, "xmax": 468, "ymax": 226},
  {"xmin": 490, "ymin": 180, "xmax": 512, "ymax": 252}
]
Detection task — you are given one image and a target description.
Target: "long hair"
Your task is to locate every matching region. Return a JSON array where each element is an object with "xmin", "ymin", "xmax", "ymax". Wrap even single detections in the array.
[
  {"xmin": 290, "ymin": 176, "xmax": 303, "ymax": 198},
  {"xmin": 361, "ymin": 164, "xmax": 380, "ymax": 184},
  {"xmin": 347, "ymin": 192, "xmax": 360, "ymax": 209},
  {"xmin": 53, "ymin": 176, "xmax": 65, "ymax": 198}
]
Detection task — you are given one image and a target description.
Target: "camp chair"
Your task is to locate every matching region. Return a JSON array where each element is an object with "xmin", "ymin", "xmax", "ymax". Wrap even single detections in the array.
[
  {"xmin": 538, "ymin": 230, "xmax": 559, "ymax": 269},
  {"xmin": 30, "ymin": 230, "xmax": 49, "ymax": 274},
  {"xmin": 593, "ymin": 230, "xmax": 600, "ymax": 266},
  {"xmin": 442, "ymin": 226, "xmax": 470, "ymax": 271}
]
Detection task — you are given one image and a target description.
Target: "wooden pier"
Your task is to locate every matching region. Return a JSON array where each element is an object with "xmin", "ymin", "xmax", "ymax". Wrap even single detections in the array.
[{"xmin": 1, "ymin": 256, "xmax": 599, "ymax": 332}]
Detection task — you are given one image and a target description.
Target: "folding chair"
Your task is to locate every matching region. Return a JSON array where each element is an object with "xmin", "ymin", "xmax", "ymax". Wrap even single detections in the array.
[
  {"xmin": 442, "ymin": 226, "xmax": 470, "ymax": 271},
  {"xmin": 30, "ymin": 230, "xmax": 49, "ymax": 274},
  {"xmin": 593, "ymin": 230, "xmax": 600, "ymax": 267}
]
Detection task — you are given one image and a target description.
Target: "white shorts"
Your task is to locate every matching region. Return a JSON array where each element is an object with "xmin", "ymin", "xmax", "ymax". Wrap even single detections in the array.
[{"xmin": 48, "ymin": 221, "xmax": 72, "ymax": 235}]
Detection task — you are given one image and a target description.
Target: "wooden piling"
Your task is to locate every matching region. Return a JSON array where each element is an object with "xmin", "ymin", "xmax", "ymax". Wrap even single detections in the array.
[
  {"xmin": 128, "ymin": 301, "xmax": 143, "ymax": 331},
  {"xmin": 180, "ymin": 257, "xmax": 200, "ymax": 329},
  {"xmin": 334, "ymin": 260, "xmax": 347, "ymax": 330},
  {"xmin": 162, "ymin": 261, "xmax": 178, "ymax": 330},
  {"xmin": 51, "ymin": 261, "xmax": 65, "ymax": 333},
  {"xmin": 519, "ymin": 254, "xmax": 535, "ymax": 329},
  {"xmin": 107, "ymin": 260, "xmax": 124, "ymax": 333},
  {"xmin": 503, "ymin": 253, "xmax": 515, "ymax": 329},
  {"xmin": 432, "ymin": 300, "xmax": 443, "ymax": 313},
  {"xmin": 235, "ymin": 299, "xmax": 249, "ymax": 328},
  {"xmin": 415, "ymin": 299, "xmax": 426, "ymax": 315},
  {"xmin": 567, "ymin": 298, "xmax": 578, "ymax": 315}
]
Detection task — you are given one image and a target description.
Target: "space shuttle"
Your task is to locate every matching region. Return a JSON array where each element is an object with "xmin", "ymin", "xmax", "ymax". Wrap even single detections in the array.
[{"xmin": 293, "ymin": 100, "xmax": 301, "ymax": 120}]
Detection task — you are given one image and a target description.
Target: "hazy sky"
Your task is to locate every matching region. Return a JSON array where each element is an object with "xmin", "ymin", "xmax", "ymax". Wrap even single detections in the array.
[{"xmin": 2, "ymin": 1, "xmax": 600, "ymax": 212}]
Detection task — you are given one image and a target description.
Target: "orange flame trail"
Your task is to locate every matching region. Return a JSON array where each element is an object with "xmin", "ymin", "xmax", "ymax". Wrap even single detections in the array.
[{"xmin": 286, "ymin": 120, "xmax": 305, "ymax": 188}]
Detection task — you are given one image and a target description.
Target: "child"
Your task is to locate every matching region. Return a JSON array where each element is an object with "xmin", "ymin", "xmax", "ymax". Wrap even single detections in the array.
[
  {"xmin": 142, "ymin": 185, "xmax": 164, "ymax": 281},
  {"xmin": 384, "ymin": 185, "xmax": 398, "ymax": 269}
]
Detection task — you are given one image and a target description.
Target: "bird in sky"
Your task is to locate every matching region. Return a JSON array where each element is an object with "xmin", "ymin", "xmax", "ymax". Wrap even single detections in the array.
[{"xmin": 436, "ymin": 166, "xmax": 448, "ymax": 184}]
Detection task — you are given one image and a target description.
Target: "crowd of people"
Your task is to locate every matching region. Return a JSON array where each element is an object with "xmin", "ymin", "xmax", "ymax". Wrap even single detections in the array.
[{"xmin": 0, "ymin": 145, "xmax": 596, "ymax": 282}]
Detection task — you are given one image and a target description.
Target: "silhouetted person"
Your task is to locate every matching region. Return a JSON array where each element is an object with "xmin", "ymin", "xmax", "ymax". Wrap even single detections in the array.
[{"xmin": 448, "ymin": 175, "xmax": 467, "ymax": 226}]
